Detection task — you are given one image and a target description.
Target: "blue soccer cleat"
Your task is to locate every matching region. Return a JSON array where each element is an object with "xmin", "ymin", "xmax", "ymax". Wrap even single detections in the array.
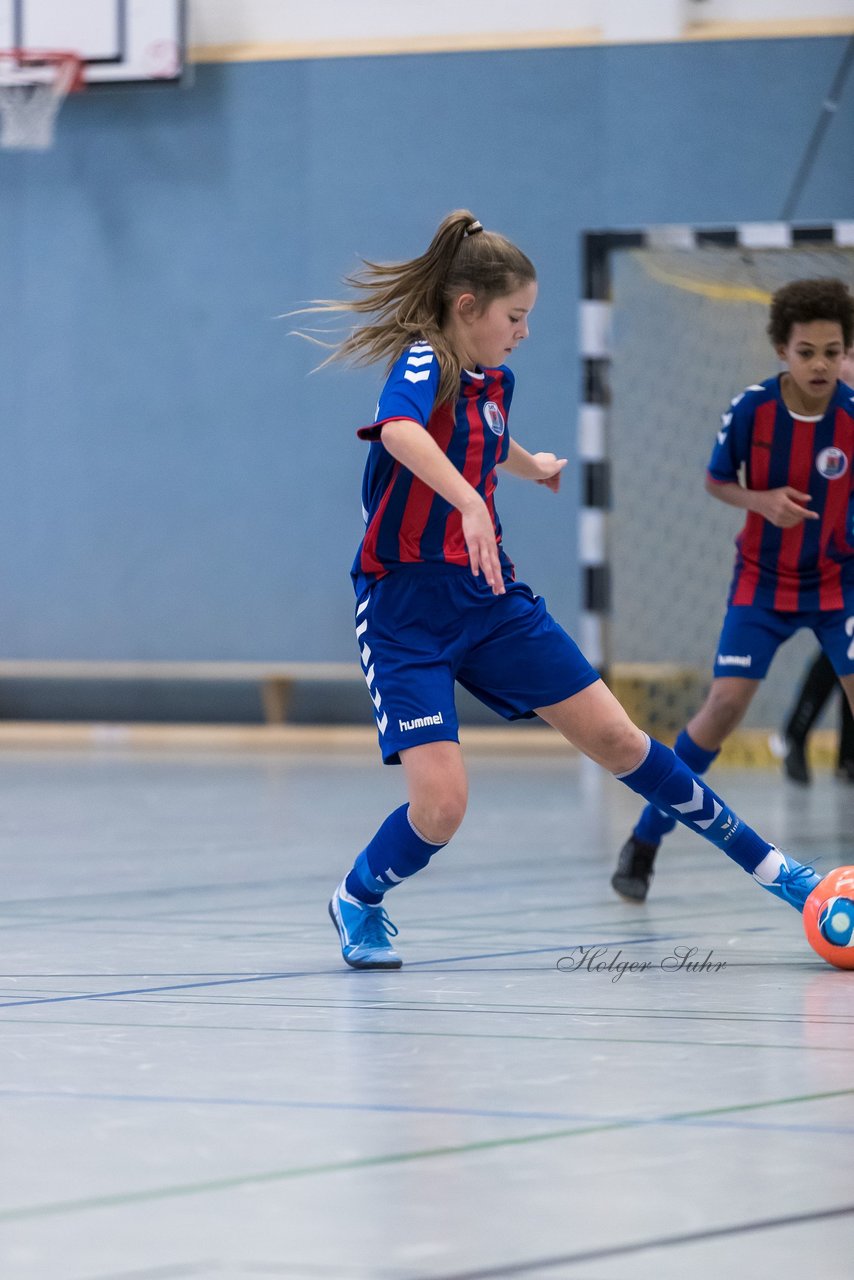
[
  {"xmin": 752, "ymin": 849, "xmax": 822, "ymax": 912},
  {"xmin": 328, "ymin": 883, "xmax": 402, "ymax": 969}
]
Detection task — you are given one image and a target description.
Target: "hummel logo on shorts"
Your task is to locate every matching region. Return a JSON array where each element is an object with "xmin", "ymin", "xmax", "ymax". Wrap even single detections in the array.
[{"xmin": 399, "ymin": 712, "xmax": 444, "ymax": 732}]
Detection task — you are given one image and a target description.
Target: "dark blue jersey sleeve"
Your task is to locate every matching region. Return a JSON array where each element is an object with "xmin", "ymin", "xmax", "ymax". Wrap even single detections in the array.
[{"xmin": 356, "ymin": 344, "xmax": 441, "ymax": 441}]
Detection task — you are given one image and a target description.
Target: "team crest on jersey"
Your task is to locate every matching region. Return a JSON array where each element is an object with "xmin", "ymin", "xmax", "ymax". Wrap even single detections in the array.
[
  {"xmin": 483, "ymin": 401, "xmax": 505, "ymax": 436},
  {"xmin": 816, "ymin": 447, "xmax": 848, "ymax": 480}
]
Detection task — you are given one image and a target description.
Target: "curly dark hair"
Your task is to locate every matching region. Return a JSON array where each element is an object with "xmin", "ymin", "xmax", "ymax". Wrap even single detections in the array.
[{"xmin": 767, "ymin": 277, "xmax": 854, "ymax": 348}]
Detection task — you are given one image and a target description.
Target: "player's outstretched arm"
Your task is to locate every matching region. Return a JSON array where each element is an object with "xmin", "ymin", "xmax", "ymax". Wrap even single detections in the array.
[
  {"xmin": 705, "ymin": 477, "xmax": 820, "ymax": 528},
  {"xmin": 380, "ymin": 418, "xmax": 505, "ymax": 594},
  {"xmin": 498, "ymin": 438, "xmax": 568, "ymax": 491}
]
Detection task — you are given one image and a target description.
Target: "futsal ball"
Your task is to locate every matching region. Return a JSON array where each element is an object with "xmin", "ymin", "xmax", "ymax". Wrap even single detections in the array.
[{"xmin": 803, "ymin": 866, "xmax": 854, "ymax": 970}]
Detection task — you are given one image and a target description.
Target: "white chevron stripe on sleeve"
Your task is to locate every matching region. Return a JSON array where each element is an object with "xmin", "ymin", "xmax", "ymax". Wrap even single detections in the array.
[
  {"xmin": 404, "ymin": 369, "xmax": 432, "ymax": 384},
  {"xmin": 406, "ymin": 354, "xmax": 434, "ymax": 368}
]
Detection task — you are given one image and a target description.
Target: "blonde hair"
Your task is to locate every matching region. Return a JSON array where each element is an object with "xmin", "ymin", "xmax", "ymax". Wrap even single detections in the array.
[{"xmin": 299, "ymin": 209, "xmax": 536, "ymax": 405}]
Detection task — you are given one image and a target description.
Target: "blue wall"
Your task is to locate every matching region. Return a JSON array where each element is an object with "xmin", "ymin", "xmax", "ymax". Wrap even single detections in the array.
[{"xmin": 0, "ymin": 38, "xmax": 851, "ymax": 677}]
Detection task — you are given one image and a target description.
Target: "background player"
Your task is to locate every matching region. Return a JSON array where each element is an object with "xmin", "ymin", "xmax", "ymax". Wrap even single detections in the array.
[
  {"xmin": 613, "ymin": 278, "xmax": 854, "ymax": 902},
  {"xmin": 305, "ymin": 213, "xmax": 841, "ymax": 969},
  {"xmin": 771, "ymin": 343, "xmax": 854, "ymax": 786}
]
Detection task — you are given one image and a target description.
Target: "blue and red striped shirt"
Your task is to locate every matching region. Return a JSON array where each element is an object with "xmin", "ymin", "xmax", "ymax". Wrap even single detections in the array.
[
  {"xmin": 352, "ymin": 343, "xmax": 514, "ymax": 594},
  {"xmin": 708, "ymin": 376, "xmax": 854, "ymax": 611}
]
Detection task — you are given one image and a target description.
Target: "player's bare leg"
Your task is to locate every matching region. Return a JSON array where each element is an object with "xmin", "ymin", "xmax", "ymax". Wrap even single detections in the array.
[
  {"xmin": 535, "ymin": 679, "xmax": 647, "ymax": 772},
  {"xmin": 400, "ymin": 740, "xmax": 468, "ymax": 844},
  {"xmin": 685, "ymin": 677, "xmax": 761, "ymax": 751}
]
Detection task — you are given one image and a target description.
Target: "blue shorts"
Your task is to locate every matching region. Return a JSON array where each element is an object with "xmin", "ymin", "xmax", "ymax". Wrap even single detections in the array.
[
  {"xmin": 355, "ymin": 566, "xmax": 599, "ymax": 764},
  {"xmin": 713, "ymin": 597, "xmax": 854, "ymax": 681}
]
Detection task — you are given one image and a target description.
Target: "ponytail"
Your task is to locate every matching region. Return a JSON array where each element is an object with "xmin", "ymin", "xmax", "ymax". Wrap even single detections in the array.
[{"xmin": 294, "ymin": 210, "xmax": 535, "ymax": 404}]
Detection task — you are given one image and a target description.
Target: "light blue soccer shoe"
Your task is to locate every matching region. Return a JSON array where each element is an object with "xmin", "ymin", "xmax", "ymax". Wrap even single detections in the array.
[
  {"xmin": 752, "ymin": 849, "xmax": 822, "ymax": 911},
  {"xmin": 328, "ymin": 884, "xmax": 402, "ymax": 969}
]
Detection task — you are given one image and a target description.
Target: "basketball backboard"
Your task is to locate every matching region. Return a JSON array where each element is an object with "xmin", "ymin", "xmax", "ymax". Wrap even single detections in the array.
[{"xmin": 0, "ymin": 0, "xmax": 185, "ymax": 85}]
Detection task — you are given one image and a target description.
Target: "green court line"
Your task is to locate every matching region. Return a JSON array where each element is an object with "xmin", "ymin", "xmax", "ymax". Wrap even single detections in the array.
[
  {"xmin": 1, "ymin": 1087, "xmax": 851, "ymax": 1224},
  {"xmin": 0, "ymin": 1014, "xmax": 851, "ymax": 1052}
]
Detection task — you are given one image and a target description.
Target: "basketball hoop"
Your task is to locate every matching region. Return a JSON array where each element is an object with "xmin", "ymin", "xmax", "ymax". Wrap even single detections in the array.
[{"xmin": 0, "ymin": 50, "xmax": 84, "ymax": 151}]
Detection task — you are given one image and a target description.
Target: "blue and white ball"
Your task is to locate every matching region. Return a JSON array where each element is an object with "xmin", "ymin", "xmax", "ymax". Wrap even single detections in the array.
[
  {"xmin": 803, "ymin": 866, "xmax": 854, "ymax": 968},
  {"xmin": 818, "ymin": 897, "xmax": 854, "ymax": 948}
]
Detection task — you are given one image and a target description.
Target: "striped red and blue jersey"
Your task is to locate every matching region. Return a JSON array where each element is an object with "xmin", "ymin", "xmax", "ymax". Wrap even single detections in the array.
[
  {"xmin": 707, "ymin": 376, "xmax": 854, "ymax": 611},
  {"xmin": 351, "ymin": 343, "xmax": 514, "ymax": 594}
]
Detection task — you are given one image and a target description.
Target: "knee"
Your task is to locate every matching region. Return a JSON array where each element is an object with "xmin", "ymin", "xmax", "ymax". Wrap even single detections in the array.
[
  {"xmin": 701, "ymin": 684, "xmax": 751, "ymax": 735},
  {"xmin": 595, "ymin": 720, "xmax": 649, "ymax": 774},
  {"xmin": 409, "ymin": 782, "xmax": 468, "ymax": 844}
]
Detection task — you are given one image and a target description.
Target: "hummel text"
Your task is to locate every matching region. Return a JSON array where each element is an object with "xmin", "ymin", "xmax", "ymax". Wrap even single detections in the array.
[{"xmin": 399, "ymin": 712, "xmax": 444, "ymax": 732}]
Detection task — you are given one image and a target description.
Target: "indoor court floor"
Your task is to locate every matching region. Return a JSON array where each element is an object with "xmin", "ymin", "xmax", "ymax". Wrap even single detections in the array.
[{"xmin": 2, "ymin": 737, "xmax": 853, "ymax": 1280}]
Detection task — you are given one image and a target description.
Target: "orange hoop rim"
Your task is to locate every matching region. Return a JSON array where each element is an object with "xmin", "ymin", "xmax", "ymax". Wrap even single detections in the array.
[{"xmin": 0, "ymin": 48, "xmax": 85, "ymax": 93}]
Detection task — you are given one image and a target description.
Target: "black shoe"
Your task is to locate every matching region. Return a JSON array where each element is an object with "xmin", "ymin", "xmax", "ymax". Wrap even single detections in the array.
[
  {"xmin": 783, "ymin": 736, "xmax": 810, "ymax": 785},
  {"xmin": 836, "ymin": 759, "xmax": 854, "ymax": 785},
  {"xmin": 611, "ymin": 835, "xmax": 659, "ymax": 903}
]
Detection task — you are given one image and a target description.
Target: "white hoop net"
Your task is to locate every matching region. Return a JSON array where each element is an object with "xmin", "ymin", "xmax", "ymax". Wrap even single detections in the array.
[{"xmin": 0, "ymin": 52, "xmax": 82, "ymax": 150}]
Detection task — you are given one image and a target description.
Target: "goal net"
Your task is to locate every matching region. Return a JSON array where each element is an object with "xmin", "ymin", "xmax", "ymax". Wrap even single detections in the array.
[{"xmin": 608, "ymin": 241, "xmax": 854, "ymax": 729}]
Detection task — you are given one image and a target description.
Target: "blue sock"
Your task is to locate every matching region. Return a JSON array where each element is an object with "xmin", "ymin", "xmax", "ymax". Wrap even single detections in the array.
[
  {"xmin": 618, "ymin": 736, "xmax": 821, "ymax": 911},
  {"xmin": 619, "ymin": 735, "xmax": 773, "ymax": 872},
  {"xmin": 635, "ymin": 729, "xmax": 720, "ymax": 845},
  {"xmin": 345, "ymin": 804, "xmax": 448, "ymax": 904}
]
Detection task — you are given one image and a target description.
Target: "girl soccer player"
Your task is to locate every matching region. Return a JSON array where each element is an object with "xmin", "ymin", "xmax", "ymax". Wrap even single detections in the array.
[
  {"xmin": 613, "ymin": 279, "xmax": 854, "ymax": 902},
  {"xmin": 313, "ymin": 210, "xmax": 838, "ymax": 968}
]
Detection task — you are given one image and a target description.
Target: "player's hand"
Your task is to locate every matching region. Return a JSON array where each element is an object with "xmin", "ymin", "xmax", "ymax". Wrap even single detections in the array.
[
  {"xmin": 532, "ymin": 453, "xmax": 568, "ymax": 492},
  {"xmin": 757, "ymin": 486, "xmax": 820, "ymax": 528},
  {"xmin": 462, "ymin": 499, "xmax": 506, "ymax": 595}
]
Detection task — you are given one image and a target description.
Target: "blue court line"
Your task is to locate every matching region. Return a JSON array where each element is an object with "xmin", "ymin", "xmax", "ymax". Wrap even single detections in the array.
[
  {"xmin": 0, "ymin": 971, "xmax": 319, "ymax": 1009},
  {"xmin": 2, "ymin": 1085, "xmax": 853, "ymax": 1136},
  {"xmin": 0, "ymin": 935, "xmax": 690, "ymax": 1007},
  {"xmin": 0, "ymin": 1087, "xmax": 597, "ymax": 1124}
]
